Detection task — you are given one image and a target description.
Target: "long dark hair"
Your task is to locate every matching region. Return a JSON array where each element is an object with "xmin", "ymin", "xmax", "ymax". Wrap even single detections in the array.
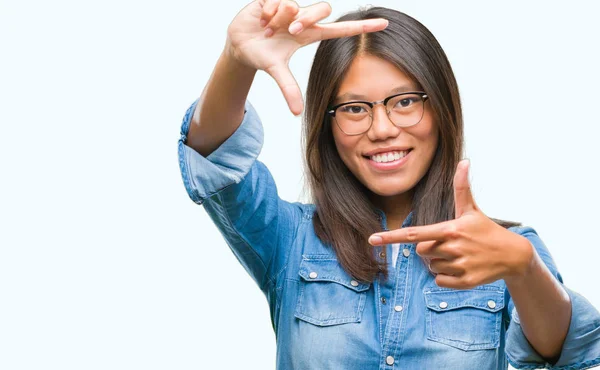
[{"xmin": 302, "ymin": 6, "xmax": 519, "ymax": 283}]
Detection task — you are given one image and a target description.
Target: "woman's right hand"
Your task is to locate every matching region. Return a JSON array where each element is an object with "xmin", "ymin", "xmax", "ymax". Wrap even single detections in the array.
[{"xmin": 225, "ymin": 0, "xmax": 388, "ymax": 116}]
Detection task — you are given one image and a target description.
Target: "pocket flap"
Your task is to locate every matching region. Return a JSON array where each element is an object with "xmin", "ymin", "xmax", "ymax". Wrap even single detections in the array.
[
  {"xmin": 424, "ymin": 286, "xmax": 505, "ymax": 313},
  {"xmin": 298, "ymin": 257, "xmax": 370, "ymax": 292}
]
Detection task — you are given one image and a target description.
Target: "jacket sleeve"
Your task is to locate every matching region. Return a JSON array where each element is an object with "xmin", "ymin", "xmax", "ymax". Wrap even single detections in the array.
[
  {"xmin": 504, "ymin": 226, "xmax": 600, "ymax": 370},
  {"xmin": 177, "ymin": 99, "xmax": 303, "ymax": 293}
]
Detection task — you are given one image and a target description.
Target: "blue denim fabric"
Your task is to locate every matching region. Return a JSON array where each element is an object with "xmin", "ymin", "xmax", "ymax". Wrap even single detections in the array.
[{"xmin": 178, "ymin": 99, "xmax": 600, "ymax": 370}]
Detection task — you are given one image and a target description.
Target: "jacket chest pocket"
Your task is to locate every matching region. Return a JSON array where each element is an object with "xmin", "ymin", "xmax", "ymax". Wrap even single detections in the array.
[
  {"xmin": 294, "ymin": 257, "xmax": 370, "ymax": 326},
  {"xmin": 423, "ymin": 286, "xmax": 505, "ymax": 351}
]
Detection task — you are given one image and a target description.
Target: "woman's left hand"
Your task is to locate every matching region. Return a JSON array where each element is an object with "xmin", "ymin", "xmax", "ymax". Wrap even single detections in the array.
[{"xmin": 368, "ymin": 159, "xmax": 535, "ymax": 289}]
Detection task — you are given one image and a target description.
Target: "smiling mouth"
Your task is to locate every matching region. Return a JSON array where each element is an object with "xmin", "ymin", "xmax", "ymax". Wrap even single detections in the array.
[{"xmin": 364, "ymin": 149, "xmax": 413, "ymax": 163}]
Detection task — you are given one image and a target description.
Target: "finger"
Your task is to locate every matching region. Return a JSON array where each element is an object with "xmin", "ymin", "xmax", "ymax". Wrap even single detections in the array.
[
  {"xmin": 304, "ymin": 18, "xmax": 388, "ymax": 43},
  {"xmin": 288, "ymin": 1, "xmax": 332, "ymax": 35},
  {"xmin": 416, "ymin": 240, "xmax": 457, "ymax": 259},
  {"xmin": 265, "ymin": 63, "xmax": 303, "ymax": 116},
  {"xmin": 428, "ymin": 257, "xmax": 463, "ymax": 276},
  {"xmin": 434, "ymin": 274, "xmax": 465, "ymax": 289},
  {"xmin": 454, "ymin": 159, "xmax": 477, "ymax": 218},
  {"xmin": 415, "ymin": 240, "xmax": 438, "ymax": 257},
  {"xmin": 368, "ymin": 221, "xmax": 457, "ymax": 246},
  {"xmin": 260, "ymin": 0, "xmax": 282, "ymax": 28},
  {"xmin": 264, "ymin": 0, "xmax": 299, "ymax": 36}
]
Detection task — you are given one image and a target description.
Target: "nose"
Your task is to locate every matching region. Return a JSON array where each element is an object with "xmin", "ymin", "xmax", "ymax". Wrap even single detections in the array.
[{"xmin": 366, "ymin": 103, "xmax": 400, "ymax": 141}]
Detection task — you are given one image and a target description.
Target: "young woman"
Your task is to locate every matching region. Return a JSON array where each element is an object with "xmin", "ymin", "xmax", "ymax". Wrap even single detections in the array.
[{"xmin": 177, "ymin": 1, "xmax": 600, "ymax": 368}]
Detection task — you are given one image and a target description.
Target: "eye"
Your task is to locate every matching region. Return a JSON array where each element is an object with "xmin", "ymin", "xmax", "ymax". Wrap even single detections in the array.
[
  {"xmin": 388, "ymin": 94, "xmax": 423, "ymax": 111},
  {"xmin": 397, "ymin": 98, "xmax": 416, "ymax": 108},
  {"xmin": 339, "ymin": 104, "xmax": 367, "ymax": 114}
]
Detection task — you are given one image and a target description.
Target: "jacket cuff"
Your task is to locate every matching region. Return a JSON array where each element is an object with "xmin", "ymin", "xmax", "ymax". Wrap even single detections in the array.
[
  {"xmin": 506, "ymin": 286, "xmax": 600, "ymax": 369},
  {"xmin": 177, "ymin": 99, "xmax": 264, "ymax": 204}
]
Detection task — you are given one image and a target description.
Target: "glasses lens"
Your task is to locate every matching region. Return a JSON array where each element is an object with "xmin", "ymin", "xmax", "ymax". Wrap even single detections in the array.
[
  {"xmin": 334, "ymin": 102, "xmax": 372, "ymax": 135},
  {"xmin": 387, "ymin": 93, "xmax": 425, "ymax": 127}
]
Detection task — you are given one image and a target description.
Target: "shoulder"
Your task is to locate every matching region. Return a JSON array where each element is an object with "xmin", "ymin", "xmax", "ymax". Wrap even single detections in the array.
[
  {"xmin": 507, "ymin": 224, "xmax": 562, "ymax": 279},
  {"xmin": 507, "ymin": 225, "xmax": 539, "ymax": 238},
  {"xmin": 294, "ymin": 202, "xmax": 317, "ymax": 221},
  {"xmin": 506, "ymin": 225, "xmax": 547, "ymax": 249}
]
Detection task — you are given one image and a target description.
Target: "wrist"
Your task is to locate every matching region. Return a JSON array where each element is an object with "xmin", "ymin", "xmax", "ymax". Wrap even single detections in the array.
[
  {"xmin": 504, "ymin": 235, "xmax": 536, "ymax": 285},
  {"xmin": 222, "ymin": 40, "xmax": 257, "ymax": 76}
]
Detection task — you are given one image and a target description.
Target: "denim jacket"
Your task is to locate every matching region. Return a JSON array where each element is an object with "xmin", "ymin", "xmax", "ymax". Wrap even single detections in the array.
[{"xmin": 178, "ymin": 99, "xmax": 600, "ymax": 370}]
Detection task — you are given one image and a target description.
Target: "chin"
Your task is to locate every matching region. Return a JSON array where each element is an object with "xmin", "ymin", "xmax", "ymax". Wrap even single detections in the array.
[{"xmin": 365, "ymin": 181, "xmax": 414, "ymax": 198}]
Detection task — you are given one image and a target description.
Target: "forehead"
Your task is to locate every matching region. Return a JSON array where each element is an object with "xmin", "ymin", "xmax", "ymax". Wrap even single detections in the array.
[{"xmin": 334, "ymin": 54, "xmax": 420, "ymax": 104}]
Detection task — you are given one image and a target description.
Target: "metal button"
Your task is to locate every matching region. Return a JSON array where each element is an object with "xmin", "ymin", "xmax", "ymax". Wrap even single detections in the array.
[
  {"xmin": 381, "ymin": 297, "xmax": 387, "ymax": 304},
  {"xmin": 402, "ymin": 248, "xmax": 410, "ymax": 257},
  {"xmin": 439, "ymin": 301, "xmax": 448, "ymax": 309},
  {"xmin": 350, "ymin": 280, "xmax": 359, "ymax": 287},
  {"xmin": 379, "ymin": 251, "xmax": 386, "ymax": 258},
  {"xmin": 309, "ymin": 271, "xmax": 318, "ymax": 279},
  {"xmin": 487, "ymin": 300, "xmax": 496, "ymax": 309},
  {"xmin": 394, "ymin": 305, "xmax": 403, "ymax": 312},
  {"xmin": 386, "ymin": 356, "xmax": 395, "ymax": 365}
]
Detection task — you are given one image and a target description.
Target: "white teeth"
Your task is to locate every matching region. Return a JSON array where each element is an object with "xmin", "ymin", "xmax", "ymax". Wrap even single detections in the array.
[{"xmin": 370, "ymin": 150, "xmax": 409, "ymax": 163}]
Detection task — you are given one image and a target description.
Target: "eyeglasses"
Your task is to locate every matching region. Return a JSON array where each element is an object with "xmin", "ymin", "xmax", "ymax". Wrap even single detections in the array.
[{"xmin": 327, "ymin": 91, "xmax": 429, "ymax": 136}]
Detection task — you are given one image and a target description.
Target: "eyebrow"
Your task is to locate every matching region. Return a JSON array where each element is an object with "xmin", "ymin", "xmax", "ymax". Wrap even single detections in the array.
[{"xmin": 334, "ymin": 85, "xmax": 418, "ymax": 104}]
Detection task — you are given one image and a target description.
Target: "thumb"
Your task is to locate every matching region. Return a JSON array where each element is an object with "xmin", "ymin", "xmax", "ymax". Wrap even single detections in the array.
[
  {"xmin": 265, "ymin": 63, "xmax": 304, "ymax": 116},
  {"xmin": 453, "ymin": 159, "xmax": 476, "ymax": 218}
]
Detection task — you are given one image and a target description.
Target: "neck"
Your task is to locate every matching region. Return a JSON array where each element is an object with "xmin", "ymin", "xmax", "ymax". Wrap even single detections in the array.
[{"xmin": 371, "ymin": 189, "xmax": 414, "ymax": 230}]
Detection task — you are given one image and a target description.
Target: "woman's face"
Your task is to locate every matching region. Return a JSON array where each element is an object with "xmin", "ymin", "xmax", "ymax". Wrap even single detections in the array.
[{"xmin": 331, "ymin": 54, "xmax": 439, "ymax": 200}]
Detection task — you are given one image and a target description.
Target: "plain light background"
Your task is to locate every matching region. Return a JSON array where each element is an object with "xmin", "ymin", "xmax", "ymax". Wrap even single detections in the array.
[{"xmin": 1, "ymin": 0, "xmax": 599, "ymax": 369}]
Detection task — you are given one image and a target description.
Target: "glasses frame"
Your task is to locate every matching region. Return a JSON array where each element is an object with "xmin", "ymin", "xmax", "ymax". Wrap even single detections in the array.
[{"xmin": 326, "ymin": 91, "xmax": 429, "ymax": 136}]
